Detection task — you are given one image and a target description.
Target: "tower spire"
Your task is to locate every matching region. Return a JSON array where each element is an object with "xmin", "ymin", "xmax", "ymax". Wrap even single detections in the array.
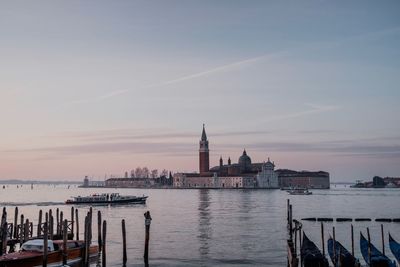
[
  {"xmin": 201, "ymin": 123, "xmax": 207, "ymax": 141},
  {"xmin": 199, "ymin": 124, "xmax": 210, "ymax": 175}
]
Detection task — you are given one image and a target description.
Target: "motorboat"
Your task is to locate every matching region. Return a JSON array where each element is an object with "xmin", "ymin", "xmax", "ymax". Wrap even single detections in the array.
[{"xmin": 66, "ymin": 193, "xmax": 148, "ymax": 204}]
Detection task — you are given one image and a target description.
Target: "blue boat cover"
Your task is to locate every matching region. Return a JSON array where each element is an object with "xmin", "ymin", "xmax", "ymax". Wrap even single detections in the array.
[
  {"xmin": 360, "ymin": 232, "xmax": 396, "ymax": 267},
  {"xmin": 389, "ymin": 234, "xmax": 400, "ymax": 263},
  {"xmin": 327, "ymin": 238, "xmax": 357, "ymax": 267}
]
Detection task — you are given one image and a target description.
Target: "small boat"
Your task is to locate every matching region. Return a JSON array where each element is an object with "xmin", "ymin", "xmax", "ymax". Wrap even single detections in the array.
[
  {"xmin": 360, "ymin": 232, "xmax": 396, "ymax": 267},
  {"xmin": 287, "ymin": 187, "xmax": 312, "ymax": 195},
  {"xmin": 66, "ymin": 193, "xmax": 148, "ymax": 204},
  {"xmin": 389, "ymin": 233, "xmax": 400, "ymax": 263},
  {"xmin": 0, "ymin": 239, "xmax": 98, "ymax": 267},
  {"xmin": 301, "ymin": 232, "xmax": 329, "ymax": 267},
  {"xmin": 327, "ymin": 237, "xmax": 358, "ymax": 267}
]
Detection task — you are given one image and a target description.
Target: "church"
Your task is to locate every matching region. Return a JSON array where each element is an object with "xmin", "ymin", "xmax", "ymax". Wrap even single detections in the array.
[{"xmin": 173, "ymin": 125, "xmax": 279, "ymax": 189}]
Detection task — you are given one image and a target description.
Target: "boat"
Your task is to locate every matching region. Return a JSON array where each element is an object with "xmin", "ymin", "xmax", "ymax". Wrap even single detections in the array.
[
  {"xmin": 65, "ymin": 193, "xmax": 148, "ymax": 204},
  {"xmin": 350, "ymin": 180, "xmax": 365, "ymax": 188},
  {"xmin": 0, "ymin": 239, "xmax": 98, "ymax": 267},
  {"xmin": 287, "ymin": 187, "xmax": 312, "ymax": 195},
  {"xmin": 301, "ymin": 232, "xmax": 329, "ymax": 267},
  {"xmin": 327, "ymin": 237, "xmax": 359, "ymax": 267},
  {"xmin": 360, "ymin": 232, "xmax": 396, "ymax": 267},
  {"xmin": 389, "ymin": 233, "xmax": 400, "ymax": 263}
]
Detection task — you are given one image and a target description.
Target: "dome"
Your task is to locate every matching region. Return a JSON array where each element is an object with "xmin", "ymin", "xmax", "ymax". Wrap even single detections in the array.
[{"xmin": 238, "ymin": 150, "xmax": 252, "ymax": 172}]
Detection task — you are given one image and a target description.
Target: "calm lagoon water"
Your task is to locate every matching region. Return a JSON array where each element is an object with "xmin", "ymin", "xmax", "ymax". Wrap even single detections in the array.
[{"xmin": 0, "ymin": 184, "xmax": 399, "ymax": 266}]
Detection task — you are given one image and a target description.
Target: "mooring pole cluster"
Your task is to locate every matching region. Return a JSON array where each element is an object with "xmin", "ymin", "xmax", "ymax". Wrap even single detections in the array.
[{"xmin": 0, "ymin": 206, "xmax": 153, "ymax": 266}]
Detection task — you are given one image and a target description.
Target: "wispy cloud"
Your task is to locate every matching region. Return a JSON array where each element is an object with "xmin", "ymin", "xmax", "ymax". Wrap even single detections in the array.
[
  {"xmin": 67, "ymin": 52, "xmax": 286, "ymax": 105},
  {"xmin": 42, "ymin": 129, "xmax": 274, "ymax": 143},
  {"xmin": 5, "ymin": 135, "xmax": 400, "ymax": 160},
  {"xmin": 261, "ymin": 103, "xmax": 340, "ymax": 123},
  {"xmin": 68, "ymin": 89, "xmax": 129, "ymax": 105}
]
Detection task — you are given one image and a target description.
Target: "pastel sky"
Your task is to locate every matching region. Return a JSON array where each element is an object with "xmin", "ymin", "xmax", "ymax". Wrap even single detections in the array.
[{"xmin": 1, "ymin": 1, "xmax": 400, "ymax": 181}]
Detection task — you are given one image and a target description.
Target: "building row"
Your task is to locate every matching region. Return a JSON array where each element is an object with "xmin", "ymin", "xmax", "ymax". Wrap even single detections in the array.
[
  {"xmin": 172, "ymin": 125, "xmax": 330, "ymax": 189},
  {"xmin": 90, "ymin": 125, "xmax": 329, "ymax": 189}
]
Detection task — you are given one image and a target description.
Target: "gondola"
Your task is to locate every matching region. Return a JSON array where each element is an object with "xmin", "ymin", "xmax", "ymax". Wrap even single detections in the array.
[
  {"xmin": 360, "ymin": 232, "xmax": 396, "ymax": 267},
  {"xmin": 327, "ymin": 237, "xmax": 358, "ymax": 267},
  {"xmin": 301, "ymin": 232, "xmax": 329, "ymax": 267},
  {"xmin": 389, "ymin": 233, "xmax": 400, "ymax": 263}
]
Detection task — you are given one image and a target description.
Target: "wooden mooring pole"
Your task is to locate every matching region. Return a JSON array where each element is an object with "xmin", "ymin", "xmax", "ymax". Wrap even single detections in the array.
[
  {"xmin": 49, "ymin": 210, "xmax": 54, "ymax": 240},
  {"xmin": 102, "ymin": 220, "xmax": 107, "ymax": 267},
  {"xmin": 351, "ymin": 224, "xmax": 354, "ymax": 257},
  {"xmin": 289, "ymin": 205, "xmax": 293, "ymax": 241},
  {"xmin": 63, "ymin": 219, "xmax": 68, "ymax": 265},
  {"xmin": 287, "ymin": 199, "xmax": 290, "ymax": 226},
  {"xmin": 24, "ymin": 219, "xmax": 29, "ymax": 243},
  {"xmin": 70, "ymin": 206, "xmax": 74, "ymax": 239},
  {"xmin": 84, "ymin": 216, "xmax": 89, "ymax": 267},
  {"xmin": 381, "ymin": 224, "xmax": 385, "ymax": 256},
  {"xmin": 75, "ymin": 208, "xmax": 79, "ymax": 240},
  {"xmin": 37, "ymin": 210, "xmax": 42, "ymax": 237},
  {"xmin": 321, "ymin": 222, "xmax": 325, "ymax": 256},
  {"xmin": 144, "ymin": 211, "xmax": 152, "ymax": 266},
  {"xmin": 1, "ymin": 221, "xmax": 8, "ymax": 256},
  {"xmin": 59, "ymin": 211, "xmax": 63, "ymax": 237},
  {"xmin": 56, "ymin": 208, "xmax": 60, "ymax": 235},
  {"xmin": 122, "ymin": 219, "xmax": 127, "ymax": 266},
  {"xmin": 332, "ymin": 226, "xmax": 336, "ymax": 265},
  {"xmin": 43, "ymin": 223, "xmax": 48, "ymax": 267},
  {"xmin": 13, "ymin": 207, "xmax": 18, "ymax": 239},
  {"xmin": 98, "ymin": 210, "xmax": 102, "ymax": 252},
  {"xmin": 19, "ymin": 214, "xmax": 24, "ymax": 246}
]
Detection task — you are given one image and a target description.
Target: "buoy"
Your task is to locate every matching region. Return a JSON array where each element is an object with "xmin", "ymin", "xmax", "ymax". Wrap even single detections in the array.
[
  {"xmin": 354, "ymin": 218, "xmax": 371, "ymax": 221},
  {"xmin": 375, "ymin": 218, "xmax": 392, "ymax": 222},
  {"xmin": 317, "ymin": 218, "xmax": 333, "ymax": 222},
  {"xmin": 336, "ymin": 218, "xmax": 352, "ymax": 222},
  {"xmin": 301, "ymin": 218, "xmax": 316, "ymax": 221}
]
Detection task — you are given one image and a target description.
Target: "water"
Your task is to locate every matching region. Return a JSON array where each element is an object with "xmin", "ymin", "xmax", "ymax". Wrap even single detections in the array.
[{"xmin": 1, "ymin": 184, "xmax": 399, "ymax": 266}]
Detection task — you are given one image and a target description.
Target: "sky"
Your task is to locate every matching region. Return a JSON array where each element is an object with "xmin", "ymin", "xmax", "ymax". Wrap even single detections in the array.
[{"xmin": 0, "ymin": 1, "xmax": 400, "ymax": 181}]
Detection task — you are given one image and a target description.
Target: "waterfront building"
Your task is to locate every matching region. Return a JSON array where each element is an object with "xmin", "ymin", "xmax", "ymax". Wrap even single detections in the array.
[
  {"xmin": 83, "ymin": 176, "xmax": 89, "ymax": 187},
  {"xmin": 256, "ymin": 159, "xmax": 279, "ymax": 189},
  {"xmin": 80, "ymin": 176, "xmax": 105, "ymax": 187},
  {"xmin": 276, "ymin": 169, "xmax": 330, "ymax": 189}
]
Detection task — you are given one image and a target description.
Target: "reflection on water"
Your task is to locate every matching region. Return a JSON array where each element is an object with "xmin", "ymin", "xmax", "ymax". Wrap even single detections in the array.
[
  {"xmin": 198, "ymin": 189, "xmax": 211, "ymax": 261},
  {"xmin": 0, "ymin": 185, "xmax": 400, "ymax": 266}
]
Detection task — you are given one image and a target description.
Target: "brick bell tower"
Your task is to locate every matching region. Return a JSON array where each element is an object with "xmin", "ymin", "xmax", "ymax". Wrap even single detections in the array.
[{"xmin": 199, "ymin": 124, "xmax": 210, "ymax": 175}]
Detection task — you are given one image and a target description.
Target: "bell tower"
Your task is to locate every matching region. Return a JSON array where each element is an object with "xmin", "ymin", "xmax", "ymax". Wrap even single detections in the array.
[{"xmin": 199, "ymin": 124, "xmax": 209, "ymax": 175}]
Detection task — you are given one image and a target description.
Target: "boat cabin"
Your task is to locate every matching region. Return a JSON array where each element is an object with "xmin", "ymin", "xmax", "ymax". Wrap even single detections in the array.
[{"xmin": 21, "ymin": 240, "xmax": 55, "ymax": 252}]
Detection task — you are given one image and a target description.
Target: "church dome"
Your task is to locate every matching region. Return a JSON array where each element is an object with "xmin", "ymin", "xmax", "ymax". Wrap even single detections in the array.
[{"xmin": 238, "ymin": 150, "xmax": 252, "ymax": 172}]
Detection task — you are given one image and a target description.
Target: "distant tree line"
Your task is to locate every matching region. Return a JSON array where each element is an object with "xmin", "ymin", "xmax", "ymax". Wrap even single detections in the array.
[{"xmin": 128, "ymin": 167, "xmax": 169, "ymax": 179}]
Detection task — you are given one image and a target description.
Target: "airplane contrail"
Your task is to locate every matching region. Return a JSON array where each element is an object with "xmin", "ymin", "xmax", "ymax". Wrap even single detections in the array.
[
  {"xmin": 68, "ymin": 51, "xmax": 286, "ymax": 105},
  {"xmin": 143, "ymin": 52, "xmax": 286, "ymax": 89}
]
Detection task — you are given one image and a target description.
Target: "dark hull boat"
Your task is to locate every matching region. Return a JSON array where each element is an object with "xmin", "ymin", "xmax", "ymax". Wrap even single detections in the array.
[
  {"xmin": 360, "ymin": 232, "xmax": 396, "ymax": 267},
  {"xmin": 327, "ymin": 237, "xmax": 358, "ymax": 267},
  {"xmin": 389, "ymin": 234, "xmax": 400, "ymax": 263},
  {"xmin": 0, "ymin": 239, "xmax": 98, "ymax": 267},
  {"xmin": 301, "ymin": 232, "xmax": 329, "ymax": 267},
  {"xmin": 66, "ymin": 193, "xmax": 148, "ymax": 205}
]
